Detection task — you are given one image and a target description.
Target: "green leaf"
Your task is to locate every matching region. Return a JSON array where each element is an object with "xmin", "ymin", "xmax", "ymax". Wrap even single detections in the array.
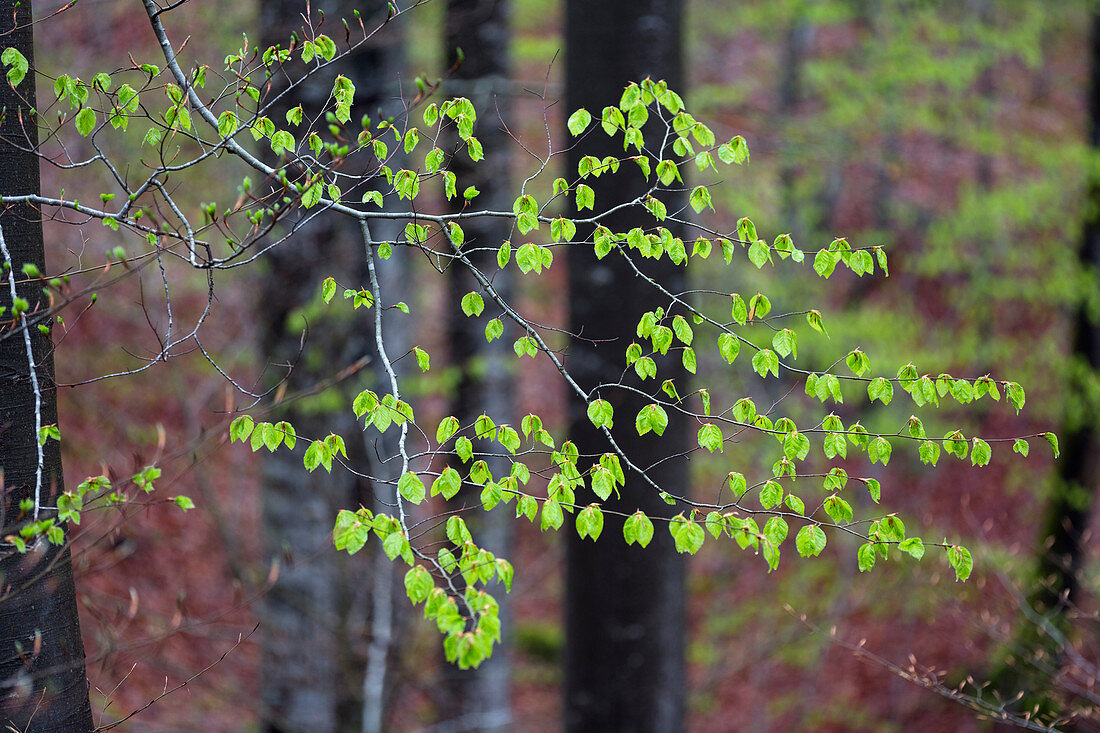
[
  {"xmin": 730, "ymin": 295, "xmax": 747, "ymax": 324},
  {"xmin": 576, "ymin": 505, "xmax": 605, "ymax": 541},
  {"xmin": 1006, "ymin": 381, "xmax": 1026, "ymax": 413},
  {"xmin": 455, "ymin": 436, "xmax": 473, "ymax": 462},
  {"xmin": 635, "ymin": 404, "xmax": 669, "ymax": 437},
  {"xmin": 74, "ymin": 108, "xmax": 96, "ymax": 137},
  {"xmin": 551, "ymin": 217, "xmax": 577, "ymax": 243},
  {"xmin": 749, "ymin": 293, "xmax": 771, "ymax": 319},
  {"xmin": 682, "ymin": 348, "xmax": 697, "ymax": 374},
  {"xmin": 497, "ymin": 241, "xmax": 511, "ymax": 269},
  {"xmin": 823, "ymin": 495, "xmax": 853, "ymax": 524},
  {"xmin": 352, "ymin": 390, "xmax": 378, "ymax": 420},
  {"xmin": 763, "ymin": 516, "xmax": 788, "ymax": 549},
  {"xmin": 671, "ymin": 315, "xmax": 693, "ymax": 345},
  {"xmin": 587, "ymin": 399, "xmax": 614, "ymax": 429},
  {"xmin": 845, "ymin": 349, "xmax": 871, "ymax": 377},
  {"xmin": 516, "ymin": 243, "xmax": 541, "ymax": 273},
  {"xmin": 795, "ymin": 525, "xmax": 827, "ymax": 557},
  {"xmin": 899, "ymin": 537, "xmax": 925, "ymax": 560},
  {"xmin": 1012, "ymin": 438, "xmax": 1029, "ymax": 457},
  {"xmin": 813, "ymin": 250, "xmax": 839, "ymax": 278},
  {"xmin": 697, "ymin": 423, "xmax": 723, "ymax": 453},
  {"xmin": 747, "ymin": 240, "xmax": 769, "ymax": 268},
  {"xmin": 670, "ymin": 516, "xmax": 705, "ymax": 554},
  {"xmin": 315, "ymin": 34, "xmax": 337, "ymax": 61},
  {"xmin": 865, "ymin": 478, "xmax": 881, "ymax": 503},
  {"xmin": 970, "ymin": 438, "xmax": 992, "ymax": 467},
  {"xmin": 229, "ymin": 415, "xmax": 255, "ymax": 443},
  {"xmin": 624, "ymin": 510, "xmax": 654, "ymax": 548},
  {"xmin": 321, "ymin": 277, "xmax": 337, "ymax": 304},
  {"xmin": 591, "ymin": 467, "xmax": 615, "ymax": 501},
  {"xmin": 466, "ymin": 137, "xmax": 484, "ymax": 161},
  {"xmin": 333, "ymin": 510, "xmax": 370, "ymax": 554},
  {"xmin": 575, "ymin": 184, "xmax": 595, "ymax": 211},
  {"xmin": 513, "ymin": 336, "xmax": 538, "ymax": 358},
  {"xmin": 485, "ymin": 318, "xmax": 504, "ymax": 342},
  {"xmin": 217, "ymin": 109, "xmax": 239, "ymax": 137},
  {"xmin": 867, "ymin": 436, "xmax": 892, "ymax": 466},
  {"xmin": 461, "ymin": 291, "xmax": 485, "ymax": 317},
  {"xmin": 567, "ymin": 108, "xmax": 592, "ymax": 135},
  {"xmin": 857, "ymin": 543, "xmax": 876, "ymax": 572},
  {"xmin": 751, "ymin": 349, "xmax": 779, "ymax": 379},
  {"xmin": 919, "ymin": 440, "xmax": 941, "ymax": 465},
  {"xmin": 429, "ymin": 464, "xmax": 459, "ymax": 499},
  {"xmin": 304, "ymin": 440, "xmax": 328, "ymax": 472},
  {"xmin": 947, "ymin": 545, "xmax": 973, "ymax": 581},
  {"xmin": 3, "ymin": 47, "xmax": 29, "ymax": 87},
  {"xmin": 783, "ymin": 431, "xmax": 810, "ymax": 461},
  {"xmin": 404, "ymin": 566, "xmax": 433, "ymax": 604},
  {"xmin": 413, "ymin": 346, "xmax": 430, "ymax": 372},
  {"xmin": 446, "ymin": 516, "xmax": 472, "ymax": 544},
  {"xmin": 540, "ymin": 500, "xmax": 564, "ymax": 531},
  {"xmin": 689, "ymin": 186, "xmax": 713, "ymax": 213},
  {"xmin": 302, "ymin": 180, "xmax": 323, "ymax": 208},
  {"xmin": 436, "ymin": 416, "xmax": 459, "ymax": 444},
  {"xmin": 759, "ymin": 480, "xmax": 782, "ymax": 510},
  {"xmin": 1043, "ymin": 431, "xmax": 1060, "ymax": 458},
  {"xmin": 867, "ymin": 377, "xmax": 893, "ymax": 405},
  {"xmin": 944, "ymin": 430, "xmax": 968, "ymax": 460},
  {"xmin": 270, "ymin": 129, "xmax": 295, "ymax": 156}
]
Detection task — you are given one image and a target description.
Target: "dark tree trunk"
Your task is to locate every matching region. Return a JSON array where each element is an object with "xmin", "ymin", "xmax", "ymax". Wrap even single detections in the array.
[
  {"xmin": 439, "ymin": 1, "xmax": 514, "ymax": 729},
  {"xmin": 564, "ymin": 3, "xmax": 686, "ymax": 731},
  {"xmin": 989, "ymin": 10, "xmax": 1100, "ymax": 717},
  {"xmin": 1030, "ymin": 5, "xmax": 1100, "ymax": 626},
  {"xmin": 256, "ymin": 3, "xmax": 402, "ymax": 731},
  {"xmin": 0, "ymin": 0, "xmax": 93, "ymax": 729}
]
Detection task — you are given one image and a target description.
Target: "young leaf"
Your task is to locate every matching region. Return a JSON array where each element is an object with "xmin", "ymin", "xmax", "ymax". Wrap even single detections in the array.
[
  {"xmin": 461, "ymin": 291, "xmax": 485, "ymax": 317},
  {"xmin": 697, "ymin": 423, "xmax": 723, "ymax": 453},
  {"xmin": 947, "ymin": 545, "xmax": 973, "ymax": 581},
  {"xmin": 465, "ymin": 305, "xmax": 496, "ymax": 336},
  {"xmin": 2, "ymin": 47, "xmax": 29, "ymax": 87},
  {"xmin": 431, "ymin": 467, "xmax": 462, "ymax": 500},
  {"xmin": 587, "ymin": 399, "xmax": 614, "ymax": 429},
  {"xmin": 567, "ymin": 108, "xmax": 592, "ymax": 135},
  {"xmin": 624, "ymin": 510, "xmax": 655, "ymax": 548},
  {"xmin": 857, "ymin": 543, "xmax": 876, "ymax": 572},
  {"xmin": 899, "ymin": 537, "xmax": 925, "ymax": 560},
  {"xmin": 795, "ymin": 525, "xmax": 827, "ymax": 558}
]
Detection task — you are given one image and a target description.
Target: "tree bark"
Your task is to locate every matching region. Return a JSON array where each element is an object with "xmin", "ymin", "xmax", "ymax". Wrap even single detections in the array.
[
  {"xmin": 564, "ymin": 3, "xmax": 686, "ymax": 731},
  {"xmin": 0, "ymin": 0, "xmax": 94, "ymax": 728},
  {"xmin": 989, "ymin": 10, "xmax": 1100, "ymax": 718},
  {"xmin": 435, "ymin": 1, "xmax": 514, "ymax": 729},
  {"xmin": 437, "ymin": 1, "xmax": 514, "ymax": 730},
  {"xmin": 256, "ymin": 3, "xmax": 402, "ymax": 731}
]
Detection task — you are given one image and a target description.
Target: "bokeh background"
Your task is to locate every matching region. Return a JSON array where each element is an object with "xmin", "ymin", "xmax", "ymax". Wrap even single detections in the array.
[{"xmin": 27, "ymin": 0, "xmax": 1099, "ymax": 730}]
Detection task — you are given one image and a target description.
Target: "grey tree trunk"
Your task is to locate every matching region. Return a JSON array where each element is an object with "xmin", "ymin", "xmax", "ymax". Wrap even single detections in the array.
[
  {"xmin": 0, "ymin": 0, "xmax": 93, "ymax": 729},
  {"xmin": 256, "ymin": 3, "xmax": 403, "ymax": 731},
  {"xmin": 564, "ymin": 3, "xmax": 687, "ymax": 731},
  {"xmin": 438, "ymin": 1, "xmax": 514, "ymax": 729}
]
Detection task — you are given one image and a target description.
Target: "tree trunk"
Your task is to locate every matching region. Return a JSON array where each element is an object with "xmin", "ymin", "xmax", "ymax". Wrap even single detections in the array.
[
  {"xmin": 989, "ymin": 10, "xmax": 1100, "ymax": 717},
  {"xmin": 256, "ymin": 3, "xmax": 402, "ymax": 731},
  {"xmin": 0, "ymin": 0, "xmax": 94, "ymax": 729},
  {"xmin": 564, "ymin": 3, "xmax": 686, "ymax": 731},
  {"xmin": 438, "ymin": 1, "xmax": 514, "ymax": 730}
]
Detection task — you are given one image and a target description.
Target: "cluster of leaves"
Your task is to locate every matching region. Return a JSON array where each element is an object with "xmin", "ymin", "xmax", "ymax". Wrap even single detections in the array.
[
  {"xmin": 0, "ymin": 9, "xmax": 1053, "ymax": 669},
  {"xmin": 5, "ymin": 461, "xmax": 190, "ymax": 554}
]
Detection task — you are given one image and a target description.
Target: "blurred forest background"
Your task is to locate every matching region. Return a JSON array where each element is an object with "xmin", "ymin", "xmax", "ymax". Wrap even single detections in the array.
[{"xmin": 30, "ymin": 0, "xmax": 1100, "ymax": 730}]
